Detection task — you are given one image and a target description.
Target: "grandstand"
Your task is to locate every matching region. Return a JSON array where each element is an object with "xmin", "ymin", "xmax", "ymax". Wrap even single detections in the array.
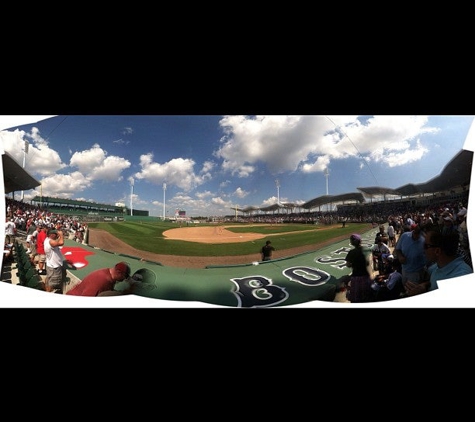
[
  {"xmin": 23, "ymin": 196, "xmax": 150, "ymax": 222},
  {"xmin": 229, "ymin": 149, "xmax": 472, "ymax": 219},
  {"xmin": 30, "ymin": 196, "xmax": 124, "ymax": 214}
]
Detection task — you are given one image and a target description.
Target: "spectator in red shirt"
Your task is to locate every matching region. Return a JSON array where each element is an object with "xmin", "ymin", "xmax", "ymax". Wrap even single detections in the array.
[
  {"xmin": 33, "ymin": 225, "xmax": 48, "ymax": 275},
  {"xmin": 66, "ymin": 261, "xmax": 136, "ymax": 296}
]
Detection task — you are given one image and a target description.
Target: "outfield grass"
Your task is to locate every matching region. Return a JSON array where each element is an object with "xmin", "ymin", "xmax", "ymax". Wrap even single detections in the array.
[{"xmin": 86, "ymin": 221, "xmax": 371, "ymax": 257}]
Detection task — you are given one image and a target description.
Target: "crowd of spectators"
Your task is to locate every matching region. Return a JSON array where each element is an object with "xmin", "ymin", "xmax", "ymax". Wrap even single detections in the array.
[
  {"xmin": 5, "ymin": 197, "xmax": 88, "ymax": 243},
  {"xmin": 3, "ymin": 197, "xmax": 88, "ymax": 289},
  {"xmin": 343, "ymin": 201, "xmax": 472, "ymax": 302},
  {"xmin": 3, "ymin": 195, "xmax": 473, "ymax": 301}
]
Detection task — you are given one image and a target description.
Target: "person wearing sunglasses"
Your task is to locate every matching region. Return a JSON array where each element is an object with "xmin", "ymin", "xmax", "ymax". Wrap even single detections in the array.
[{"xmin": 405, "ymin": 229, "xmax": 473, "ymax": 296}]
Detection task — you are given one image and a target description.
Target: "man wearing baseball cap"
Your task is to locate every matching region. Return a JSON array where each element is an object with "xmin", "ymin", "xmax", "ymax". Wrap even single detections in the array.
[
  {"xmin": 44, "ymin": 227, "xmax": 65, "ymax": 293},
  {"xmin": 66, "ymin": 261, "xmax": 136, "ymax": 296}
]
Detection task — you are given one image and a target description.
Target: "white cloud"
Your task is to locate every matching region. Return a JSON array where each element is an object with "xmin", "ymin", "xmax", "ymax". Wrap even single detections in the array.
[
  {"xmin": 0, "ymin": 128, "xmax": 67, "ymax": 176},
  {"xmin": 214, "ymin": 115, "xmax": 439, "ymax": 177},
  {"xmin": 195, "ymin": 190, "xmax": 214, "ymax": 199},
  {"xmin": 134, "ymin": 153, "xmax": 205, "ymax": 192},
  {"xmin": 70, "ymin": 144, "xmax": 131, "ymax": 181},
  {"xmin": 233, "ymin": 187, "xmax": 249, "ymax": 198},
  {"xmin": 34, "ymin": 171, "xmax": 92, "ymax": 198}
]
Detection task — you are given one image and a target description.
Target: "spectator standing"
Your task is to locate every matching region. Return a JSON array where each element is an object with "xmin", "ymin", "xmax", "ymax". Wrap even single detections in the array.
[
  {"xmin": 25, "ymin": 221, "xmax": 36, "ymax": 254},
  {"xmin": 441, "ymin": 214, "xmax": 457, "ymax": 235},
  {"xmin": 345, "ymin": 234, "xmax": 372, "ymax": 303},
  {"xmin": 371, "ymin": 239, "xmax": 391, "ymax": 274},
  {"xmin": 5, "ymin": 218, "xmax": 16, "ymax": 242},
  {"xmin": 374, "ymin": 225, "xmax": 389, "ymax": 245},
  {"xmin": 423, "ymin": 212, "xmax": 434, "ymax": 227},
  {"xmin": 44, "ymin": 228, "xmax": 65, "ymax": 293},
  {"xmin": 387, "ymin": 223, "xmax": 396, "ymax": 247},
  {"xmin": 34, "ymin": 224, "xmax": 47, "ymax": 275},
  {"xmin": 261, "ymin": 240, "xmax": 276, "ymax": 261},
  {"xmin": 437, "ymin": 209, "xmax": 451, "ymax": 226},
  {"xmin": 456, "ymin": 208, "xmax": 472, "ymax": 268},
  {"xmin": 394, "ymin": 224, "xmax": 427, "ymax": 287},
  {"xmin": 405, "ymin": 214, "xmax": 415, "ymax": 229},
  {"xmin": 66, "ymin": 261, "xmax": 135, "ymax": 296},
  {"xmin": 3, "ymin": 236, "xmax": 14, "ymax": 265}
]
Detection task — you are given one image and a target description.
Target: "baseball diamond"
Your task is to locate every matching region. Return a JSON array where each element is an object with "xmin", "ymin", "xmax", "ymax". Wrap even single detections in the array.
[{"xmin": 52, "ymin": 224, "xmax": 381, "ymax": 307}]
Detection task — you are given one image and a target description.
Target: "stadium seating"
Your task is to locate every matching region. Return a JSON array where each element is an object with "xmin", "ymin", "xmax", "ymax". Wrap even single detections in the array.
[{"xmin": 14, "ymin": 241, "xmax": 42, "ymax": 289}]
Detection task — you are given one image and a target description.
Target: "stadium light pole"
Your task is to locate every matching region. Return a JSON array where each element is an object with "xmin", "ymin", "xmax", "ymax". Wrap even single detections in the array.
[
  {"xmin": 324, "ymin": 167, "xmax": 329, "ymax": 211},
  {"xmin": 163, "ymin": 182, "xmax": 166, "ymax": 220},
  {"xmin": 324, "ymin": 167, "xmax": 329, "ymax": 195},
  {"xmin": 275, "ymin": 179, "xmax": 280, "ymax": 205},
  {"xmin": 21, "ymin": 140, "xmax": 29, "ymax": 201},
  {"xmin": 130, "ymin": 178, "xmax": 134, "ymax": 216}
]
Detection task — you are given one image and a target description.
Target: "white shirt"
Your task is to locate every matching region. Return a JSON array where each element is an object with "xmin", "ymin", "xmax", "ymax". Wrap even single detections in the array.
[
  {"xmin": 44, "ymin": 237, "xmax": 64, "ymax": 269},
  {"xmin": 5, "ymin": 221, "xmax": 16, "ymax": 235},
  {"xmin": 387, "ymin": 225, "xmax": 395, "ymax": 237}
]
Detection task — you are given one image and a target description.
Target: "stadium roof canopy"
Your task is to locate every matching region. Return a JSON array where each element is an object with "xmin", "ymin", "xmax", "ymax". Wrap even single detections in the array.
[
  {"xmin": 231, "ymin": 202, "xmax": 303, "ymax": 214},
  {"xmin": 241, "ymin": 206, "xmax": 260, "ymax": 213},
  {"xmin": 259, "ymin": 202, "xmax": 299, "ymax": 212},
  {"xmin": 356, "ymin": 187, "xmax": 401, "ymax": 197},
  {"xmin": 301, "ymin": 193, "xmax": 366, "ymax": 210},
  {"xmin": 2, "ymin": 151, "xmax": 41, "ymax": 194},
  {"xmin": 357, "ymin": 149, "xmax": 473, "ymax": 197}
]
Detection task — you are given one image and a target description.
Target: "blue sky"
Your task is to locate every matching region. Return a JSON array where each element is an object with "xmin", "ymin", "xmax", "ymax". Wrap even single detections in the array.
[{"xmin": 1, "ymin": 115, "xmax": 474, "ymax": 218}]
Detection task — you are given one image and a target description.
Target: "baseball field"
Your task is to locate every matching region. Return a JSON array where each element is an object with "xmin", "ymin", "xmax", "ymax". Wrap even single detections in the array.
[{"xmin": 86, "ymin": 220, "xmax": 372, "ymax": 268}]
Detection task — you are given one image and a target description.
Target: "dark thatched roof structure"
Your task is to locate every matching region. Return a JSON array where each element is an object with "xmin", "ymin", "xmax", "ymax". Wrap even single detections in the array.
[
  {"xmin": 2, "ymin": 151, "xmax": 41, "ymax": 194},
  {"xmin": 301, "ymin": 193, "xmax": 366, "ymax": 210},
  {"xmin": 358, "ymin": 149, "xmax": 472, "ymax": 198}
]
